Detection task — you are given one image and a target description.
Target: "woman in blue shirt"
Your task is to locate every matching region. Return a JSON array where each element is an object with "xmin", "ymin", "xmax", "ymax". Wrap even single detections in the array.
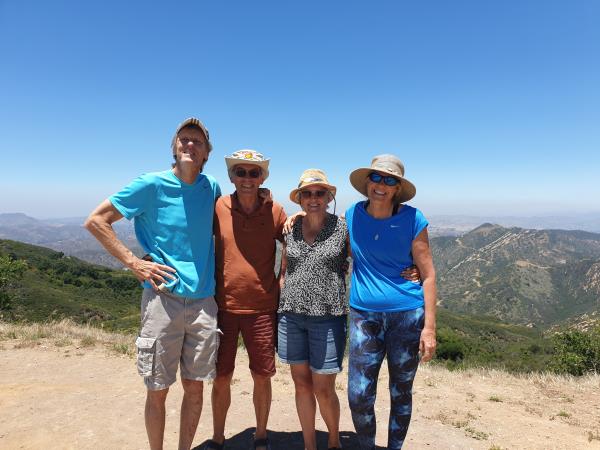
[{"xmin": 345, "ymin": 154, "xmax": 437, "ymax": 449}]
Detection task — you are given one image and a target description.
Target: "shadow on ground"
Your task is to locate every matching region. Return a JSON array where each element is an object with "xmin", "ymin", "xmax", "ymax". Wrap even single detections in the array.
[{"xmin": 193, "ymin": 428, "xmax": 386, "ymax": 450}]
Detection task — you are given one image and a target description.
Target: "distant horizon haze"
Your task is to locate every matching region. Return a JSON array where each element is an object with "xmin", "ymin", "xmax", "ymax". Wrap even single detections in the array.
[
  {"xmin": 2, "ymin": 209, "xmax": 600, "ymax": 235},
  {"xmin": 2, "ymin": 197, "xmax": 600, "ymax": 222}
]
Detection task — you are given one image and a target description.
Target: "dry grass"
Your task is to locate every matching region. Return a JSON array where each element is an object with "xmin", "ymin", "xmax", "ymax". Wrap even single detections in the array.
[
  {"xmin": 418, "ymin": 364, "xmax": 600, "ymax": 393},
  {"xmin": 588, "ymin": 430, "xmax": 600, "ymax": 442},
  {"xmin": 1, "ymin": 321, "xmax": 599, "ymax": 449},
  {"xmin": 0, "ymin": 319, "xmax": 134, "ymax": 356},
  {"xmin": 464, "ymin": 426, "xmax": 489, "ymax": 440}
]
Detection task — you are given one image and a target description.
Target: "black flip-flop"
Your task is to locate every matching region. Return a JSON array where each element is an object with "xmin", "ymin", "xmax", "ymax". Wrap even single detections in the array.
[
  {"xmin": 253, "ymin": 438, "xmax": 271, "ymax": 450},
  {"xmin": 205, "ymin": 439, "xmax": 224, "ymax": 450}
]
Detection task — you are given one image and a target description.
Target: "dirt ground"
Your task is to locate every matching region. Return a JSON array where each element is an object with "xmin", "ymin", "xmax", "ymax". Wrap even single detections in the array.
[{"xmin": 1, "ymin": 330, "xmax": 599, "ymax": 450}]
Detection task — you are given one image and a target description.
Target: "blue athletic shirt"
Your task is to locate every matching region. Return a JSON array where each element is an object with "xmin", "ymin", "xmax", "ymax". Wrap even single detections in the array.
[
  {"xmin": 109, "ymin": 170, "xmax": 221, "ymax": 299},
  {"xmin": 346, "ymin": 201, "xmax": 428, "ymax": 312}
]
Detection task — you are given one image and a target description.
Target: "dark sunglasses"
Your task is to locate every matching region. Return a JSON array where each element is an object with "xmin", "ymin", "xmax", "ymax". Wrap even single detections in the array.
[
  {"xmin": 300, "ymin": 190, "xmax": 327, "ymax": 199},
  {"xmin": 368, "ymin": 172, "xmax": 400, "ymax": 186},
  {"xmin": 234, "ymin": 168, "xmax": 261, "ymax": 179}
]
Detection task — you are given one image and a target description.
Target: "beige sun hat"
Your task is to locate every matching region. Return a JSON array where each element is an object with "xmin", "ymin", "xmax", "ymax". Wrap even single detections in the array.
[
  {"xmin": 349, "ymin": 154, "xmax": 416, "ymax": 203},
  {"xmin": 289, "ymin": 168, "xmax": 337, "ymax": 204},
  {"xmin": 170, "ymin": 117, "xmax": 212, "ymax": 155},
  {"xmin": 225, "ymin": 149, "xmax": 270, "ymax": 180}
]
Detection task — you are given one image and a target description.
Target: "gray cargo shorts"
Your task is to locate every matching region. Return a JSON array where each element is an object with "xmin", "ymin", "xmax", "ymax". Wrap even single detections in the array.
[{"xmin": 136, "ymin": 288, "xmax": 220, "ymax": 391}]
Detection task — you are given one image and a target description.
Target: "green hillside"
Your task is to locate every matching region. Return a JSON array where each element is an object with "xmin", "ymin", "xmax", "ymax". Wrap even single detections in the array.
[
  {"xmin": 435, "ymin": 309, "xmax": 553, "ymax": 372},
  {"xmin": 0, "ymin": 239, "xmax": 141, "ymax": 332},
  {"xmin": 1, "ymin": 238, "xmax": 560, "ymax": 373},
  {"xmin": 432, "ymin": 224, "xmax": 600, "ymax": 326}
]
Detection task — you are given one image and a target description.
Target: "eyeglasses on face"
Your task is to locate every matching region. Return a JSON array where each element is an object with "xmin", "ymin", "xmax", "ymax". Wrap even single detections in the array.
[
  {"xmin": 300, "ymin": 190, "xmax": 327, "ymax": 199},
  {"xmin": 178, "ymin": 136, "xmax": 206, "ymax": 146},
  {"xmin": 234, "ymin": 167, "xmax": 262, "ymax": 179},
  {"xmin": 368, "ymin": 172, "xmax": 400, "ymax": 186}
]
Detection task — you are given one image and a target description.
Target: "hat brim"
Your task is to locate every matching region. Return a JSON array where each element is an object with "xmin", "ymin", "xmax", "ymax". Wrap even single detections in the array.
[
  {"xmin": 225, "ymin": 157, "xmax": 270, "ymax": 181},
  {"xmin": 349, "ymin": 168, "xmax": 416, "ymax": 203},
  {"xmin": 289, "ymin": 182, "xmax": 337, "ymax": 204}
]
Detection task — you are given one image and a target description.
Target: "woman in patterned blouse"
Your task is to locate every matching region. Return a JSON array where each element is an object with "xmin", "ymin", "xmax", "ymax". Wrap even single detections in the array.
[{"xmin": 278, "ymin": 168, "xmax": 349, "ymax": 450}]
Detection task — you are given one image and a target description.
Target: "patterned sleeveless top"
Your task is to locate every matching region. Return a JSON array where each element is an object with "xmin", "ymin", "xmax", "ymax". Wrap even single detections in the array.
[{"xmin": 279, "ymin": 213, "xmax": 349, "ymax": 316}]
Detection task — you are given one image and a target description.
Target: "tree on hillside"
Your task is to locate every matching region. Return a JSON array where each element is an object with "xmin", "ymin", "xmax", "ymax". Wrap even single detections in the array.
[{"xmin": 0, "ymin": 254, "xmax": 27, "ymax": 311}]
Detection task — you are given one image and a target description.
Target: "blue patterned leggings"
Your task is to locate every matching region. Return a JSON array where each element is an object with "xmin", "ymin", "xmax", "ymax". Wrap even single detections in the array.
[{"xmin": 347, "ymin": 307, "xmax": 424, "ymax": 450}]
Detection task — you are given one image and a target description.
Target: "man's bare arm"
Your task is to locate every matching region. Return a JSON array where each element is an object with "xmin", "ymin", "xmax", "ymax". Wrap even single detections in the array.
[{"xmin": 84, "ymin": 199, "xmax": 176, "ymax": 290}]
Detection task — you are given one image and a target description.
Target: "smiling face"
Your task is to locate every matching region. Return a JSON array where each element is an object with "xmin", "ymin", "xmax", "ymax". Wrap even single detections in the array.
[
  {"xmin": 299, "ymin": 186, "xmax": 330, "ymax": 215},
  {"xmin": 366, "ymin": 171, "xmax": 401, "ymax": 206},
  {"xmin": 173, "ymin": 126, "xmax": 209, "ymax": 172},
  {"xmin": 231, "ymin": 163, "xmax": 265, "ymax": 196}
]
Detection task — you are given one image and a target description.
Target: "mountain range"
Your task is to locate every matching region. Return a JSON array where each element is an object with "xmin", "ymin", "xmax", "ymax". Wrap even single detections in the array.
[
  {"xmin": 3, "ymin": 211, "xmax": 600, "ymax": 262},
  {"xmin": 0, "ymin": 213, "xmax": 141, "ymax": 268},
  {"xmin": 428, "ymin": 212, "xmax": 600, "ymax": 234},
  {"xmin": 433, "ymin": 223, "xmax": 600, "ymax": 326},
  {"xmin": 1, "ymin": 212, "xmax": 599, "ymax": 328}
]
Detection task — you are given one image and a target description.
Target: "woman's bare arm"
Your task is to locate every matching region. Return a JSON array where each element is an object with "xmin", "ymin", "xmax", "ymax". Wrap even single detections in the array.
[
  {"xmin": 412, "ymin": 227, "xmax": 437, "ymax": 362},
  {"xmin": 278, "ymin": 242, "xmax": 287, "ymax": 291}
]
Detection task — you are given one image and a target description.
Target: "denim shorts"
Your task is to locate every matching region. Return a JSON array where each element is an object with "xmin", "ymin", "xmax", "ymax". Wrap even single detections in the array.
[{"xmin": 277, "ymin": 312, "xmax": 347, "ymax": 374}]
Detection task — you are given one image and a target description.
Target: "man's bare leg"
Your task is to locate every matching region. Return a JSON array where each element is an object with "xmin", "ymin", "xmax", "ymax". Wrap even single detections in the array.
[
  {"xmin": 251, "ymin": 370, "xmax": 272, "ymax": 445},
  {"xmin": 179, "ymin": 379, "xmax": 204, "ymax": 450},
  {"xmin": 211, "ymin": 373, "xmax": 234, "ymax": 445},
  {"xmin": 146, "ymin": 388, "xmax": 169, "ymax": 450}
]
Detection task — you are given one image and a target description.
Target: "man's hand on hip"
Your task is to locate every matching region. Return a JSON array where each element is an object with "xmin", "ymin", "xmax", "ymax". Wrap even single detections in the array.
[{"xmin": 130, "ymin": 257, "xmax": 177, "ymax": 291}]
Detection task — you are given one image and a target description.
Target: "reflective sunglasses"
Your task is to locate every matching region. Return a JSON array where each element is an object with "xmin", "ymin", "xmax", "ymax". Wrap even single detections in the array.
[
  {"xmin": 300, "ymin": 190, "xmax": 327, "ymax": 199},
  {"xmin": 368, "ymin": 172, "xmax": 400, "ymax": 186},
  {"xmin": 234, "ymin": 168, "xmax": 261, "ymax": 178}
]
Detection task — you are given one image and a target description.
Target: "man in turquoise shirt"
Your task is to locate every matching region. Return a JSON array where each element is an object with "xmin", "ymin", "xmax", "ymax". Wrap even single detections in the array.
[{"xmin": 85, "ymin": 117, "xmax": 221, "ymax": 450}]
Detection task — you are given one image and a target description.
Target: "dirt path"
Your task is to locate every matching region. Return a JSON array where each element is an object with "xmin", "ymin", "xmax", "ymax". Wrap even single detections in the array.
[{"xmin": 1, "ymin": 339, "xmax": 599, "ymax": 449}]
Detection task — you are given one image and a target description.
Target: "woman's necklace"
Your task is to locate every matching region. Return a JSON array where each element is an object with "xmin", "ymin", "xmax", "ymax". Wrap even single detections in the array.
[{"xmin": 365, "ymin": 201, "xmax": 397, "ymax": 241}]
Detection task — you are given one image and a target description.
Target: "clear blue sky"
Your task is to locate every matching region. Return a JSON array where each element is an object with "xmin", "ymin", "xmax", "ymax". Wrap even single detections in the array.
[{"xmin": 1, "ymin": 0, "xmax": 598, "ymax": 218}]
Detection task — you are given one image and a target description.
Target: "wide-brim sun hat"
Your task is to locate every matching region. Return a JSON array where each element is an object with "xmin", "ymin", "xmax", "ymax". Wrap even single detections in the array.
[
  {"xmin": 171, "ymin": 117, "xmax": 212, "ymax": 154},
  {"xmin": 289, "ymin": 168, "xmax": 337, "ymax": 204},
  {"xmin": 349, "ymin": 154, "xmax": 416, "ymax": 203},
  {"xmin": 225, "ymin": 149, "xmax": 270, "ymax": 180}
]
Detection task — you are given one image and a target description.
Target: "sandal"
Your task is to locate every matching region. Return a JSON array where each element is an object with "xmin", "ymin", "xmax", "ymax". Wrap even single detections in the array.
[
  {"xmin": 253, "ymin": 438, "xmax": 271, "ymax": 450},
  {"xmin": 205, "ymin": 440, "xmax": 224, "ymax": 450}
]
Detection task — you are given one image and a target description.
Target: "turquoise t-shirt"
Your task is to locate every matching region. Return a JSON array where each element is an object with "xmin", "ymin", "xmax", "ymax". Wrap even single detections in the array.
[
  {"xmin": 346, "ymin": 201, "xmax": 428, "ymax": 312},
  {"xmin": 109, "ymin": 170, "xmax": 221, "ymax": 299}
]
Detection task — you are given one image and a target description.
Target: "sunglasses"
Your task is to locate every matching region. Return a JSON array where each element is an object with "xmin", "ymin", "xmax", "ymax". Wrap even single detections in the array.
[
  {"xmin": 300, "ymin": 190, "xmax": 327, "ymax": 199},
  {"xmin": 368, "ymin": 172, "xmax": 400, "ymax": 186},
  {"xmin": 234, "ymin": 168, "xmax": 261, "ymax": 179}
]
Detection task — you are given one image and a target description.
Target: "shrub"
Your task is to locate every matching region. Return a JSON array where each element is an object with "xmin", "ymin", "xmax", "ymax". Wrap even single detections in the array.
[
  {"xmin": 0, "ymin": 254, "xmax": 27, "ymax": 311},
  {"xmin": 435, "ymin": 328, "xmax": 467, "ymax": 362},
  {"xmin": 550, "ymin": 327, "xmax": 600, "ymax": 376}
]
